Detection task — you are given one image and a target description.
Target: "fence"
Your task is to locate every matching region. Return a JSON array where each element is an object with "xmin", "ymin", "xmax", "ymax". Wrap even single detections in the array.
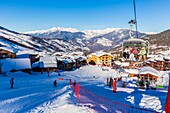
[{"xmin": 70, "ymin": 79, "xmax": 159, "ymax": 113}]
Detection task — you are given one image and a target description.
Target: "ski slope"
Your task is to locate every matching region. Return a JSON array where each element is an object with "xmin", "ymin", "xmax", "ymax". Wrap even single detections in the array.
[{"xmin": 0, "ymin": 65, "xmax": 168, "ymax": 113}]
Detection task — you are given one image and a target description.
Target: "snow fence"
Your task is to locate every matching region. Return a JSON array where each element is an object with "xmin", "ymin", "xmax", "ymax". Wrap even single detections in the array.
[{"xmin": 70, "ymin": 79, "xmax": 159, "ymax": 113}]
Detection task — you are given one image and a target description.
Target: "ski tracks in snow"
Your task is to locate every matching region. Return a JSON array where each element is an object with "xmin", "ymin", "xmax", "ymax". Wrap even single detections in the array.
[
  {"xmin": 27, "ymin": 86, "xmax": 90, "ymax": 113},
  {"xmin": 0, "ymin": 86, "xmax": 71, "ymax": 113}
]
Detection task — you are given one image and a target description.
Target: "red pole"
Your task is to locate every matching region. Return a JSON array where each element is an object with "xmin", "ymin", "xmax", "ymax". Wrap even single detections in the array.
[
  {"xmin": 113, "ymin": 80, "xmax": 117, "ymax": 93},
  {"xmin": 77, "ymin": 82, "xmax": 80, "ymax": 103},
  {"xmin": 165, "ymin": 76, "xmax": 170, "ymax": 113}
]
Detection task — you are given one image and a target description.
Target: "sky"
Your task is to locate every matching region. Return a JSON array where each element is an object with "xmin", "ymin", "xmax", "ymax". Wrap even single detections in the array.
[{"xmin": 0, "ymin": 0, "xmax": 169, "ymax": 33}]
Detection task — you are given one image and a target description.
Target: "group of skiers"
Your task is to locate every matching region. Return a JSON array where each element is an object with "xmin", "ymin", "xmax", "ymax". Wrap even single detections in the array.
[
  {"xmin": 9, "ymin": 77, "xmax": 58, "ymax": 89},
  {"xmin": 123, "ymin": 46, "xmax": 146, "ymax": 61},
  {"xmin": 137, "ymin": 78, "xmax": 157, "ymax": 90}
]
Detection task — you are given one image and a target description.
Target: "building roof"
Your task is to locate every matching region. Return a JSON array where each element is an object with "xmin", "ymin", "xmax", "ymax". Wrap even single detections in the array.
[
  {"xmin": 127, "ymin": 69, "xmax": 139, "ymax": 74},
  {"xmin": 0, "ymin": 46, "xmax": 18, "ymax": 53},
  {"xmin": 114, "ymin": 61, "xmax": 121, "ymax": 65},
  {"xmin": 1, "ymin": 58, "xmax": 31, "ymax": 72},
  {"xmin": 39, "ymin": 56, "xmax": 57, "ymax": 68},
  {"xmin": 140, "ymin": 66, "xmax": 159, "ymax": 77},
  {"xmin": 17, "ymin": 49, "xmax": 38, "ymax": 55},
  {"xmin": 97, "ymin": 52, "xmax": 113, "ymax": 57},
  {"xmin": 88, "ymin": 51, "xmax": 113, "ymax": 58},
  {"xmin": 121, "ymin": 62, "xmax": 129, "ymax": 67}
]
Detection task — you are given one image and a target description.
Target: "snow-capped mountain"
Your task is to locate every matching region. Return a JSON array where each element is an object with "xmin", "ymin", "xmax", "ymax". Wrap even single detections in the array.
[
  {"xmin": 26, "ymin": 27, "xmax": 148, "ymax": 51},
  {"xmin": 0, "ymin": 26, "xmax": 88, "ymax": 53}
]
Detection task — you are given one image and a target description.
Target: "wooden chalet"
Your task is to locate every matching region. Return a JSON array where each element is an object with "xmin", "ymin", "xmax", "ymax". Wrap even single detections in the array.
[{"xmin": 0, "ymin": 47, "xmax": 17, "ymax": 59}]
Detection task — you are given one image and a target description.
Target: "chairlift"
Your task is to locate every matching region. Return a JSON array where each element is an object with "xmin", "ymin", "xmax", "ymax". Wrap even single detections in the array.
[{"xmin": 122, "ymin": 0, "xmax": 149, "ymax": 62}]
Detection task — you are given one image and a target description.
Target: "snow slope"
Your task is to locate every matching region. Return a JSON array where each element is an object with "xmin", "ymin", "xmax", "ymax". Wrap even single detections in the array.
[
  {"xmin": 0, "ymin": 65, "xmax": 168, "ymax": 113},
  {"xmin": 0, "ymin": 26, "xmax": 87, "ymax": 53}
]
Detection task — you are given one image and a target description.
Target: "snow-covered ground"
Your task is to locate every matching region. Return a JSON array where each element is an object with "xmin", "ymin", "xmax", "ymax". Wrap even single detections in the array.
[{"xmin": 0, "ymin": 65, "xmax": 168, "ymax": 113}]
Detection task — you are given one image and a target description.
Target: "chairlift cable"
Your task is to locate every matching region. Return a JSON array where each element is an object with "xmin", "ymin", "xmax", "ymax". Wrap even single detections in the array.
[{"xmin": 133, "ymin": 0, "xmax": 138, "ymax": 38}]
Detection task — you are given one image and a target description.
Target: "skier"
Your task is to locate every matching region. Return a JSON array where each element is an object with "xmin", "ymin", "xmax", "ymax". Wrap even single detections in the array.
[
  {"xmin": 73, "ymin": 80, "xmax": 76, "ymax": 87},
  {"xmin": 47, "ymin": 68, "xmax": 50, "ymax": 77},
  {"xmin": 139, "ymin": 47, "xmax": 146, "ymax": 61},
  {"xmin": 41, "ymin": 69, "xmax": 44, "ymax": 74},
  {"xmin": 123, "ymin": 46, "xmax": 130, "ymax": 60},
  {"xmin": 53, "ymin": 80, "xmax": 57, "ymax": 87},
  {"xmin": 73, "ymin": 80, "xmax": 76, "ymax": 91},
  {"xmin": 109, "ymin": 77, "xmax": 112, "ymax": 88},
  {"xmin": 10, "ymin": 77, "xmax": 14, "ymax": 89},
  {"xmin": 58, "ymin": 73, "xmax": 61, "ymax": 76},
  {"xmin": 146, "ymin": 80, "xmax": 150, "ymax": 90},
  {"xmin": 129, "ymin": 47, "xmax": 135, "ymax": 61}
]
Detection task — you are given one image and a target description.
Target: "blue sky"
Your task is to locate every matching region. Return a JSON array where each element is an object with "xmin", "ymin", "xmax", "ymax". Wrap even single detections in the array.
[{"xmin": 0, "ymin": 0, "xmax": 169, "ymax": 33}]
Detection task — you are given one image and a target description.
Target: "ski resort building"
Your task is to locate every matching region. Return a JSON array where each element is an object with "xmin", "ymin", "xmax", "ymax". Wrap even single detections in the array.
[
  {"xmin": 0, "ymin": 47, "xmax": 17, "ymax": 59},
  {"xmin": 0, "ymin": 58, "xmax": 31, "ymax": 74},
  {"xmin": 87, "ymin": 52, "xmax": 113, "ymax": 66},
  {"xmin": 32, "ymin": 56, "xmax": 57, "ymax": 71},
  {"xmin": 127, "ymin": 66, "xmax": 159, "ymax": 81},
  {"xmin": 145, "ymin": 55, "xmax": 170, "ymax": 71}
]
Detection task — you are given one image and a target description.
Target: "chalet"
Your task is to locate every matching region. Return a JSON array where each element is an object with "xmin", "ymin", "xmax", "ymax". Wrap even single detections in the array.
[
  {"xmin": 87, "ymin": 52, "xmax": 113, "ymax": 66},
  {"xmin": 139, "ymin": 66, "xmax": 159, "ymax": 81},
  {"xmin": 17, "ymin": 50, "xmax": 39, "ymax": 63},
  {"xmin": 127, "ymin": 66, "xmax": 159, "ymax": 81},
  {"xmin": 0, "ymin": 46, "xmax": 17, "ymax": 59},
  {"xmin": 32, "ymin": 56, "xmax": 57, "ymax": 71},
  {"xmin": 145, "ymin": 55, "xmax": 170, "ymax": 71},
  {"xmin": 57, "ymin": 56, "xmax": 75, "ymax": 71},
  {"xmin": 0, "ymin": 58, "xmax": 31, "ymax": 74}
]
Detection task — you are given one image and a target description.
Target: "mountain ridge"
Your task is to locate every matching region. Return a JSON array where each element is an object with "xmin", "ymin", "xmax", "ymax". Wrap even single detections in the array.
[{"xmin": 26, "ymin": 27, "xmax": 149, "ymax": 52}]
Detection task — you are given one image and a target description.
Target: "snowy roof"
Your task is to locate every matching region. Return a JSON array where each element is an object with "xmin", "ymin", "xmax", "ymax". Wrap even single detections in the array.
[
  {"xmin": 39, "ymin": 56, "xmax": 57, "ymax": 68},
  {"xmin": 164, "ymin": 56, "xmax": 170, "ymax": 61},
  {"xmin": 1, "ymin": 58, "xmax": 31, "ymax": 72},
  {"xmin": 53, "ymin": 52, "xmax": 64, "ymax": 56},
  {"xmin": 32, "ymin": 62, "xmax": 39, "ymax": 68},
  {"xmin": 62, "ymin": 59, "xmax": 75, "ymax": 64},
  {"xmin": 139, "ymin": 66, "xmax": 159, "ymax": 77},
  {"xmin": 0, "ymin": 46, "xmax": 18, "ymax": 53},
  {"xmin": 147, "ymin": 55, "xmax": 158, "ymax": 58},
  {"xmin": 96, "ymin": 52, "xmax": 112, "ymax": 57},
  {"xmin": 114, "ymin": 61, "xmax": 121, "ymax": 65},
  {"xmin": 158, "ymin": 50, "xmax": 170, "ymax": 56},
  {"xmin": 88, "ymin": 52, "xmax": 112, "ymax": 58},
  {"xmin": 145, "ymin": 57, "xmax": 156, "ymax": 62},
  {"xmin": 62, "ymin": 55, "xmax": 75, "ymax": 60},
  {"xmin": 71, "ymin": 51, "xmax": 84, "ymax": 56},
  {"xmin": 17, "ymin": 49, "xmax": 38, "ymax": 55},
  {"xmin": 154, "ymin": 56, "xmax": 164, "ymax": 61},
  {"xmin": 128, "ymin": 69, "xmax": 139, "ymax": 74},
  {"xmin": 121, "ymin": 62, "xmax": 129, "ymax": 67}
]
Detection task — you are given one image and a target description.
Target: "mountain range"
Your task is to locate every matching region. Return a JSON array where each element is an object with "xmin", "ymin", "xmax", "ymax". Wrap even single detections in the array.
[
  {"xmin": 2, "ymin": 26, "xmax": 168, "ymax": 55},
  {"xmin": 26, "ymin": 27, "xmax": 148, "ymax": 52}
]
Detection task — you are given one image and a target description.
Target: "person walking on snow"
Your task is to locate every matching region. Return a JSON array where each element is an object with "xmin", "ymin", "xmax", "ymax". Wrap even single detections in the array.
[
  {"xmin": 10, "ymin": 77, "xmax": 14, "ymax": 89},
  {"xmin": 47, "ymin": 68, "xmax": 50, "ymax": 77},
  {"xmin": 53, "ymin": 80, "xmax": 57, "ymax": 87}
]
